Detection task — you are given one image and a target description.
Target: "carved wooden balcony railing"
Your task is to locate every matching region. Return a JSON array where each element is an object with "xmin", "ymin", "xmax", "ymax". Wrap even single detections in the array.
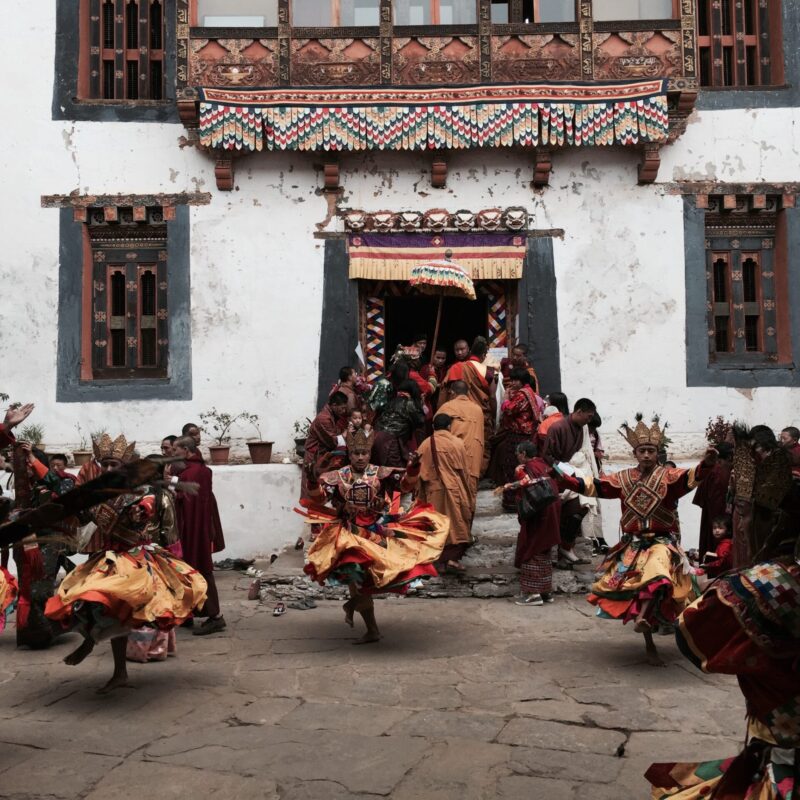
[{"xmin": 175, "ymin": 0, "xmax": 698, "ymax": 189}]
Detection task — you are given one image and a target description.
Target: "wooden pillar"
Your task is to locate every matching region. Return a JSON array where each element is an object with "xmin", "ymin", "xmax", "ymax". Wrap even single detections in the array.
[
  {"xmin": 579, "ymin": 0, "xmax": 593, "ymax": 80},
  {"xmin": 176, "ymin": 0, "xmax": 190, "ymax": 93},
  {"xmin": 278, "ymin": 0, "xmax": 290, "ymax": 85},
  {"xmin": 379, "ymin": 0, "xmax": 392, "ymax": 84},
  {"xmin": 679, "ymin": 0, "xmax": 697, "ymax": 85},
  {"xmin": 479, "ymin": 0, "xmax": 492, "ymax": 82}
]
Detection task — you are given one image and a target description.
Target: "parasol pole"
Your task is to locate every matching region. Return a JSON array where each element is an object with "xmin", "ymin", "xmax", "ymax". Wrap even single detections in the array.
[{"xmin": 429, "ymin": 249, "xmax": 452, "ymax": 359}]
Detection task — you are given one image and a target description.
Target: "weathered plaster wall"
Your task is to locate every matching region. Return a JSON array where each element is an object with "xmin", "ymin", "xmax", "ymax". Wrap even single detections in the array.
[{"xmin": 2, "ymin": 5, "xmax": 800, "ymax": 471}]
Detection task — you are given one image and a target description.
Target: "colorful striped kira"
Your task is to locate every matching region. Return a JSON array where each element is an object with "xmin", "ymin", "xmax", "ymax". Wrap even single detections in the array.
[{"xmin": 197, "ymin": 80, "xmax": 669, "ymax": 153}]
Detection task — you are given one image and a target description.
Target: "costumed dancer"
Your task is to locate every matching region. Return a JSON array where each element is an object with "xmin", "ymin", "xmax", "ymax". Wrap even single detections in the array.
[
  {"xmin": 301, "ymin": 427, "xmax": 450, "ymax": 644},
  {"xmin": 44, "ymin": 434, "xmax": 207, "ymax": 693},
  {"xmin": 557, "ymin": 415, "xmax": 718, "ymax": 666},
  {"xmin": 646, "ymin": 468, "xmax": 800, "ymax": 798},
  {"xmin": 0, "ymin": 564, "xmax": 17, "ymax": 633}
]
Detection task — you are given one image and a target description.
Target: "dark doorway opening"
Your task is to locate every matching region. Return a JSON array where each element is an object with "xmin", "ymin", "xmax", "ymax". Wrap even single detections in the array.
[{"xmin": 384, "ymin": 293, "xmax": 489, "ymax": 364}]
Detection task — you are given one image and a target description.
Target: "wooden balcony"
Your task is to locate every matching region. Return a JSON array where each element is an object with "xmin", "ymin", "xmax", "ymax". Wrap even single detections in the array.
[{"xmin": 175, "ymin": 0, "xmax": 698, "ymax": 189}]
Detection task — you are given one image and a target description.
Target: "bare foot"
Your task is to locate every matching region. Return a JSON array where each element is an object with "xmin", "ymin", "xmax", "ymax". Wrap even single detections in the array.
[
  {"xmin": 96, "ymin": 673, "xmax": 133, "ymax": 694},
  {"xmin": 634, "ymin": 618, "xmax": 652, "ymax": 634},
  {"xmin": 343, "ymin": 600, "xmax": 355, "ymax": 628},
  {"xmin": 645, "ymin": 649, "xmax": 667, "ymax": 667},
  {"xmin": 63, "ymin": 639, "xmax": 95, "ymax": 666},
  {"xmin": 352, "ymin": 632, "xmax": 381, "ymax": 645}
]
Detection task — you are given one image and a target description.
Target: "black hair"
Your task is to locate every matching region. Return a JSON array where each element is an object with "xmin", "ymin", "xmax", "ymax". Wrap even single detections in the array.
[
  {"xmin": 181, "ymin": 422, "xmax": 199, "ymax": 435},
  {"xmin": 508, "ymin": 367, "xmax": 532, "ymax": 387},
  {"xmin": 573, "ymin": 398, "xmax": 597, "ymax": 414},
  {"xmin": 664, "ymin": 460, "xmax": 677, "ymax": 469},
  {"xmin": 49, "ymin": 453, "xmax": 68, "ymax": 465},
  {"xmin": 547, "ymin": 392, "xmax": 569, "ymax": 415},
  {"xmin": 339, "ymin": 366, "xmax": 355, "ymax": 383},
  {"xmin": 413, "ymin": 333, "xmax": 428, "ymax": 343},
  {"xmin": 716, "ymin": 441, "xmax": 734, "ymax": 460},
  {"xmin": 329, "ymin": 391, "xmax": 348, "ymax": 406},
  {"xmin": 433, "ymin": 413, "xmax": 452, "ymax": 431},
  {"xmin": 711, "ymin": 515, "xmax": 732, "ymax": 534},
  {"xmin": 471, "ymin": 336, "xmax": 489, "ymax": 359},
  {"xmin": 516, "ymin": 441, "xmax": 536, "ymax": 459},
  {"xmin": 397, "ymin": 379, "xmax": 422, "ymax": 405},
  {"xmin": 590, "ymin": 412, "xmax": 602, "ymax": 429},
  {"xmin": 162, "ymin": 434, "xmax": 178, "ymax": 444},
  {"xmin": 751, "ymin": 425, "xmax": 777, "ymax": 451},
  {"xmin": 390, "ymin": 360, "xmax": 410, "ymax": 388},
  {"xmin": 450, "ymin": 380, "xmax": 468, "ymax": 396},
  {"xmin": 782, "ymin": 426, "xmax": 800, "ymax": 441},
  {"xmin": 512, "ymin": 343, "xmax": 529, "ymax": 355}
]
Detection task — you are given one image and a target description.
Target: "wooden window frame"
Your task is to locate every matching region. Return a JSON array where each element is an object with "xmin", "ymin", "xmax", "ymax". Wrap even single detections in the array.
[
  {"xmin": 705, "ymin": 206, "xmax": 784, "ymax": 367},
  {"xmin": 79, "ymin": 0, "xmax": 166, "ymax": 101},
  {"xmin": 592, "ymin": 0, "xmax": 679, "ymax": 22},
  {"xmin": 697, "ymin": 0, "xmax": 784, "ymax": 88},
  {"xmin": 392, "ymin": 0, "xmax": 479, "ymax": 26},
  {"xmin": 86, "ymin": 210, "xmax": 169, "ymax": 381}
]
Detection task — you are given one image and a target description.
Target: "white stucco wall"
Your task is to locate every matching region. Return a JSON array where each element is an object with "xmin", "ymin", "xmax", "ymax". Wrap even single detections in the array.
[{"xmin": 1, "ymin": 4, "xmax": 798, "ymax": 556}]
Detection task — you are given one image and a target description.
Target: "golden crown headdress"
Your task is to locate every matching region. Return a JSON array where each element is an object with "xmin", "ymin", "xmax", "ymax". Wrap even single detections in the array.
[
  {"xmin": 346, "ymin": 427, "xmax": 373, "ymax": 452},
  {"xmin": 92, "ymin": 433, "xmax": 137, "ymax": 463},
  {"xmin": 619, "ymin": 414, "xmax": 668, "ymax": 450}
]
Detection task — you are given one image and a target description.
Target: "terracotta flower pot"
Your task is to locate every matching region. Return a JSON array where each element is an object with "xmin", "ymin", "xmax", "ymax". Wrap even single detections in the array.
[
  {"xmin": 247, "ymin": 441, "xmax": 274, "ymax": 464},
  {"xmin": 294, "ymin": 437, "xmax": 306, "ymax": 460},
  {"xmin": 72, "ymin": 450, "xmax": 93, "ymax": 467},
  {"xmin": 208, "ymin": 445, "xmax": 231, "ymax": 465}
]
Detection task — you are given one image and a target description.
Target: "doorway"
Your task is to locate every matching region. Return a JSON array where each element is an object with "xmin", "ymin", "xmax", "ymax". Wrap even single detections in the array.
[{"xmin": 384, "ymin": 294, "xmax": 489, "ymax": 362}]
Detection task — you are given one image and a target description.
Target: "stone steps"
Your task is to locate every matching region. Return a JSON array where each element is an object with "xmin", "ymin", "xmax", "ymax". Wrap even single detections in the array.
[{"xmin": 252, "ymin": 490, "xmax": 598, "ymax": 601}]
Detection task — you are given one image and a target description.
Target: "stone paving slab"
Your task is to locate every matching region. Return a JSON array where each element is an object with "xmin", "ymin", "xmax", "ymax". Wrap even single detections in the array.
[{"xmin": 0, "ymin": 572, "xmax": 745, "ymax": 799}]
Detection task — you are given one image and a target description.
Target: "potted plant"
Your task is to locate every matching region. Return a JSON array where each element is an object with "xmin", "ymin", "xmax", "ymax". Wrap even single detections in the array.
[
  {"xmin": 19, "ymin": 423, "xmax": 45, "ymax": 450},
  {"xmin": 199, "ymin": 409, "xmax": 245, "ymax": 465},
  {"xmin": 243, "ymin": 412, "xmax": 273, "ymax": 464},
  {"xmin": 293, "ymin": 418, "xmax": 311, "ymax": 460},
  {"xmin": 72, "ymin": 423, "xmax": 93, "ymax": 466}
]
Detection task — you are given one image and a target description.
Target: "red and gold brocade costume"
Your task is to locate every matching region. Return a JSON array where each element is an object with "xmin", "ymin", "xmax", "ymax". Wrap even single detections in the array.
[
  {"xmin": 45, "ymin": 488, "xmax": 207, "ymax": 641},
  {"xmin": 303, "ymin": 464, "xmax": 450, "ymax": 593},
  {"xmin": 561, "ymin": 463, "xmax": 708, "ymax": 626},
  {"xmin": 0, "ymin": 566, "xmax": 18, "ymax": 633}
]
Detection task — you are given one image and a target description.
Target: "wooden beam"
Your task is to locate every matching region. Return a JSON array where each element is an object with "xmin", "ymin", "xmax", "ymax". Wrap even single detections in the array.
[
  {"xmin": 638, "ymin": 144, "xmax": 661, "ymax": 185},
  {"xmin": 532, "ymin": 149, "xmax": 552, "ymax": 188},
  {"xmin": 695, "ymin": 194, "xmax": 709, "ymax": 209},
  {"xmin": 323, "ymin": 160, "xmax": 340, "ymax": 192},
  {"xmin": 723, "ymin": 194, "xmax": 738, "ymax": 210},
  {"xmin": 431, "ymin": 155, "xmax": 447, "ymax": 189},
  {"xmin": 214, "ymin": 153, "xmax": 235, "ymax": 191}
]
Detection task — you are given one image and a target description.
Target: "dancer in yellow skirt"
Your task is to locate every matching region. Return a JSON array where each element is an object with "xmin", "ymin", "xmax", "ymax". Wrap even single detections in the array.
[
  {"xmin": 45, "ymin": 434, "xmax": 207, "ymax": 692},
  {"xmin": 302, "ymin": 428, "xmax": 450, "ymax": 644},
  {"xmin": 557, "ymin": 416, "xmax": 718, "ymax": 666}
]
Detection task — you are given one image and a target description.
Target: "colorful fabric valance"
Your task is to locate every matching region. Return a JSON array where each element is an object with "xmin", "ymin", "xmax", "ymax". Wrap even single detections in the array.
[
  {"xmin": 197, "ymin": 80, "xmax": 668, "ymax": 153},
  {"xmin": 348, "ymin": 233, "xmax": 527, "ymax": 281}
]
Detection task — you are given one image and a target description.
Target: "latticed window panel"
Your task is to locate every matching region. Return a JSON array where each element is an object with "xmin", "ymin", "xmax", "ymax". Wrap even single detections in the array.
[
  {"xmin": 87, "ymin": 0, "xmax": 165, "ymax": 100},
  {"xmin": 696, "ymin": 0, "xmax": 779, "ymax": 88},
  {"xmin": 706, "ymin": 230, "xmax": 777, "ymax": 364},
  {"xmin": 89, "ymin": 212, "xmax": 168, "ymax": 379}
]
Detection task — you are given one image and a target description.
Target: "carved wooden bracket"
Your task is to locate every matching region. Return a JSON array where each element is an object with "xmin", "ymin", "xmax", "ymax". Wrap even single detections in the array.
[
  {"xmin": 532, "ymin": 149, "xmax": 552, "ymax": 188},
  {"xmin": 323, "ymin": 160, "xmax": 340, "ymax": 193},
  {"xmin": 177, "ymin": 99, "xmax": 199, "ymax": 128},
  {"xmin": 638, "ymin": 144, "xmax": 661, "ymax": 185},
  {"xmin": 215, "ymin": 152, "xmax": 235, "ymax": 191},
  {"xmin": 431, "ymin": 155, "xmax": 447, "ymax": 189}
]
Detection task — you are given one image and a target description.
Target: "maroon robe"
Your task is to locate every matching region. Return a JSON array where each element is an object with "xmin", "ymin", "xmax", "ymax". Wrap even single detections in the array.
[
  {"xmin": 692, "ymin": 460, "xmax": 732, "ymax": 558},
  {"xmin": 176, "ymin": 453, "xmax": 225, "ymax": 617},
  {"xmin": 541, "ymin": 415, "xmax": 585, "ymax": 465}
]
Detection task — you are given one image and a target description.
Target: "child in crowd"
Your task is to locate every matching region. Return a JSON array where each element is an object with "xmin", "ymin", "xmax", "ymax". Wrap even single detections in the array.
[
  {"xmin": 701, "ymin": 515, "xmax": 733, "ymax": 577},
  {"xmin": 348, "ymin": 409, "xmax": 372, "ymax": 436}
]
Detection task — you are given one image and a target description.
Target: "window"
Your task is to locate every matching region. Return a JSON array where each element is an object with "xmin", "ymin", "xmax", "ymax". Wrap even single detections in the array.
[
  {"xmin": 490, "ymin": 1, "xmax": 574, "ymax": 24},
  {"xmin": 593, "ymin": 0, "xmax": 675, "ymax": 21},
  {"xmin": 88, "ymin": 209, "xmax": 168, "ymax": 379},
  {"xmin": 196, "ymin": 0, "xmax": 278, "ymax": 26},
  {"xmin": 293, "ymin": 0, "xmax": 380, "ymax": 26},
  {"xmin": 86, "ymin": 0, "xmax": 165, "ymax": 100},
  {"xmin": 697, "ymin": 0, "xmax": 780, "ymax": 87},
  {"xmin": 705, "ymin": 200, "xmax": 780, "ymax": 364},
  {"xmin": 393, "ymin": 0, "xmax": 477, "ymax": 25}
]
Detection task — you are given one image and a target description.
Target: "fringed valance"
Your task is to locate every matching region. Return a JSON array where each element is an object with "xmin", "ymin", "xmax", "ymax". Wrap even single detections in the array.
[
  {"xmin": 348, "ymin": 233, "xmax": 527, "ymax": 281},
  {"xmin": 198, "ymin": 80, "xmax": 669, "ymax": 153}
]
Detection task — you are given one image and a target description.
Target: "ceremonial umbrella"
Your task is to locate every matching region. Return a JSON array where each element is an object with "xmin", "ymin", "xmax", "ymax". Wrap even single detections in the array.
[{"xmin": 409, "ymin": 250, "xmax": 476, "ymax": 359}]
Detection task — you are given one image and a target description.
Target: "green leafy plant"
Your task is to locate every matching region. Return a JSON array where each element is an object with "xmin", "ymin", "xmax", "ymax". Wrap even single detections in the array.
[
  {"xmin": 293, "ymin": 418, "xmax": 312, "ymax": 439},
  {"xmin": 74, "ymin": 423, "xmax": 89, "ymax": 451},
  {"xmin": 19, "ymin": 424, "xmax": 44, "ymax": 447},
  {"xmin": 199, "ymin": 409, "xmax": 246, "ymax": 446}
]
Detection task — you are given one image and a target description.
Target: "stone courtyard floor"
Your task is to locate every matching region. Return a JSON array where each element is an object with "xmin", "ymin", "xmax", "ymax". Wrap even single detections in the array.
[{"xmin": 0, "ymin": 572, "xmax": 744, "ymax": 800}]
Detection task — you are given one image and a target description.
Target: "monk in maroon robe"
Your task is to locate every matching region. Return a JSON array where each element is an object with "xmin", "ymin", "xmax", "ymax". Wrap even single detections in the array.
[
  {"xmin": 693, "ymin": 442, "xmax": 733, "ymax": 559},
  {"xmin": 172, "ymin": 436, "xmax": 226, "ymax": 635},
  {"xmin": 302, "ymin": 392, "xmax": 349, "ymax": 498}
]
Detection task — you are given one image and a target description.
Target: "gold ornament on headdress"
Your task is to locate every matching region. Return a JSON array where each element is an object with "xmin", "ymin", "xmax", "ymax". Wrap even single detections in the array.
[
  {"xmin": 618, "ymin": 414, "xmax": 667, "ymax": 450},
  {"xmin": 346, "ymin": 427, "xmax": 372, "ymax": 452},
  {"xmin": 92, "ymin": 433, "xmax": 137, "ymax": 463}
]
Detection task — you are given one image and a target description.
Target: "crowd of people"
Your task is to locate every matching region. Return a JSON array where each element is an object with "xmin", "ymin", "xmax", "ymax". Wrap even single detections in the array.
[
  {"xmin": 0, "ymin": 333, "xmax": 799, "ymax": 797},
  {"xmin": 0, "ymin": 408, "xmax": 226, "ymax": 691}
]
